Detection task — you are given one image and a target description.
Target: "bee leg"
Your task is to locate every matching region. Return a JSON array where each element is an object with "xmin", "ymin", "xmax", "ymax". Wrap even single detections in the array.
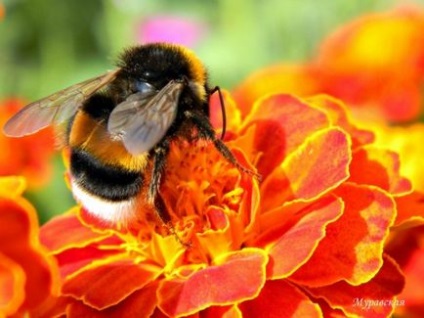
[
  {"xmin": 149, "ymin": 139, "xmax": 171, "ymax": 223},
  {"xmin": 185, "ymin": 111, "xmax": 260, "ymax": 179},
  {"xmin": 149, "ymin": 140, "xmax": 190, "ymax": 246}
]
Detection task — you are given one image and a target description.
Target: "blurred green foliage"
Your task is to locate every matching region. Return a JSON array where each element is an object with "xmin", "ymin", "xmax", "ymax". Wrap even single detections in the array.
[{"xmin": 1, "ymin": 0, "xmax": 422, "ymax": 222}]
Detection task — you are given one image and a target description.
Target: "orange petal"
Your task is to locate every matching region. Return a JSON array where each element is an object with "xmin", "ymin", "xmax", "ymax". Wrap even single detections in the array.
[
  {"xmin": 348, "ymin": 146, "xmax": 412, "ymax": 195},
  {"xmin": 62, "ymin": 258, "xmax": 162, "ymax": 310},
  {"xmin": 157, "ymin": 248, "xmax": 267, "ymax": 317},
  {"xmin": 67, "ymin": 282, "xmax": 159, "ymax": 318},
  {"xmin": 239, "ymin": 280, "xmax": 321, "ymax": 318},
  {"xmin": 200, "ymin": 305, "xmax": 242, "ymax": 318},
  {"xmin": 395, "ymin": 243, "xmax": 424, "ymax": 317},
  {"xmin": 306, "ymin": 95, "xmax": 374, "ymax": 148},
  {"xmin": 0, "ymin": 99, "xmax": 56, "ymax": 188},
  {"xmin": 0, "ymin": 195, "xmax": 58, "ymax": 313},
  {"xmin": 55, "ymin": 239, "xmax": 124, "ymax": 279},
  {"xmin": 373, "ymin": 123, "xmax": 424, "ymax": 192},
  {"xmin": 394, "ymin": 191, "xmax": 424, "ymax": 228},
  {"xmin": 0, "ymin": 176, "xmax": 26, "ymax": 197},
  {"xmin": 232, "ymin": 64, "xmax": 322, "ymax": 117},
  {"xmin": 306, "ymin": 255, "xmax": 404, "ymax": 317},
  {"xmin": 255, "ymin": 196, "xmax": 343, "ymax": 279},
  {"xmin": 261, "ymin": 128, "xmax": 350, "ymax": 211},
  {"xmin": 40, "ymin": 208, "xmax": 114, "ymax": 254},
  {"xmin": 0, "ymin": 253, "xmax": 25, "ymax": 317},
  {"xmin": 234, "ymin": 94, "xmax": 329, "ymax": 178},
  {"xmin": 289, "ymin": 183, "xmax": 395, "ymax": 286}
]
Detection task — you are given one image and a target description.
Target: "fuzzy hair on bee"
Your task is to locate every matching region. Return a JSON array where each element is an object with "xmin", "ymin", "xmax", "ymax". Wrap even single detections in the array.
[{"xmin": 3, "ymin": 43, "xmax": 253, "ymax": 229}]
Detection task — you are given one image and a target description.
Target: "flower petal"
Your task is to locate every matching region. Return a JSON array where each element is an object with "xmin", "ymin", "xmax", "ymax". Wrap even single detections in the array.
[
  {"xmin": 157, "ymin": 248, "xmax": 267, "ymax": 317},
  {"xmin": 290, "ymin": 183, "xmax": 395, "ymax": 286},
  {"xmin": 67, "ymin": 282, "xmax": 158, "ymax": 318},
  {"xmin": 0, "ymin": 193, "xmax": 58, "ymax": 313},
  {"xmin": 239, "ymin": 280, "xmax": 322, "ymax": 318},
  {"xmin": 394, "ymin": 192, "xmax": 424, "ymax": 228},
  {"xmin": 0, "ymin": 253, "xmax": 25, "ymax": 316},
  {"xmin": 0, "ymin": 176, "xmax": 26, "ymax": 197},
  {"xmin": 261, "ymin": 128, "xmax": 351, "ymax": 211},
  {"xmin": 306, "ymin": 94, "xmax": 374, "ymax": 148},
  {"xmin": 395, "ymin": 242, "xmax": 424, "ymax": 317},
  {"xmin": 232, "ymin": 64, "xmax": 322, "ymax": 117},
  {"xmin": 62, "ymin": 259, "xmax": 162, "ymax": 310},
  {"xmin": 348, "ymin": 146, "xmax": 412, "ymax": 195},
  {"xmin": 40, "ymin": 209, "xmax": 113, "ymax": 254},
  {"xmin": 0, "ymin": 99, "xmax": 56, "ymax": 188},
  {"xmin": 307, "ymin": 255, "xmax": 404, "ymax": 317},
  {"xmin": 234, "ymin": 94, "xmax": 329, "ymax": 178},
  {"xmin": 253, "ymin": 196, "xmax": 343, "ymax": 279},
  {"xmin": 200, "ymin": 305, "xmax": 242, "ymax": 318},
  {"xmin": 55, "ymin": 239, "xmax": 124, "ymax": 279}
]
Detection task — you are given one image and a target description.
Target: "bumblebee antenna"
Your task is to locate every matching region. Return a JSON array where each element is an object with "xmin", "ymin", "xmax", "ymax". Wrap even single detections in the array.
[{"xmin": 210, "ymin": 86, "xmax": 226, "ymax": 140}]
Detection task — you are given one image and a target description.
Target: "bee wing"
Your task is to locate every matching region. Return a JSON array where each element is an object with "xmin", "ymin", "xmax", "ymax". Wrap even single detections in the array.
[
  {"xmin": 108, "ymin": 80, "xmax": 184, "ymax": 155},
  {"xmin": 3, "ymin": 69, "xmax": 120, "ymax": 137}
]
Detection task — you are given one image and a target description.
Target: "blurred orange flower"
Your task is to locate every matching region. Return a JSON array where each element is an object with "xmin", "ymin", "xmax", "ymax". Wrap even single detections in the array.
[
  {"xmin": 317, "ymin": 6, "xmax": 424, "ymax": 122},
  {"xmin": 0, "ymin": 99, "xmax": 56, "ymax": 189},
  {"xmin": 36, "ymin": 92, "xmax": 413, "ymax": 317},
  {"xmin": 0, "ymin": 176, "xmax": 58, "ymax": 317},
  {"xmin": 234, "ymin": 7, "xmax": 424, "ymax": 124}
]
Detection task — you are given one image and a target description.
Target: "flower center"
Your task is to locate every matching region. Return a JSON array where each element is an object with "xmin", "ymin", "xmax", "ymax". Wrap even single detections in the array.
[{"xmin": 161, "ymin": 139, "xmax": 243, "ymax": 236}]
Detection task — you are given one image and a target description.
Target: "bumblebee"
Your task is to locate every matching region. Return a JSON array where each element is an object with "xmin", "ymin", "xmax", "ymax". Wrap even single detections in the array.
[{"xmin": 3, "ymin": 43, "xmax": 251, "ymax": 228}]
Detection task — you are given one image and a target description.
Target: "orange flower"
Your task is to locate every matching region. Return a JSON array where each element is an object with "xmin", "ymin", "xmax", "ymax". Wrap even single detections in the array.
[
  {"xmin": 233, "ymin": 7, "xmax": 424, "ymax": 124},
  {"xmin": 0, "ymin": 99, "xmax": 56, "ymax": 189},
  {"xmin": 317, "ymin": 6, "xmax": 424, "ymax": 122},
  {"xmin": 37, "ymin": 92, "xmax": 411, "ymax": 317},
  {"xmin": 0, "ymin": 176, "xmax": 58, "ymax": 317}
]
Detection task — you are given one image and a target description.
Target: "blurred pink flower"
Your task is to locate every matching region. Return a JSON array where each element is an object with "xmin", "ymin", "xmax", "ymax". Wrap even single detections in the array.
[{"xmin": 137, "ymin": 15, "xmax": 207, "ymax": 47}]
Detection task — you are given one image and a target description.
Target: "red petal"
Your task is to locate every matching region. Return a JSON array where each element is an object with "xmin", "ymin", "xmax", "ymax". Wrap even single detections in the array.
[
  {"xmin": 232, "ymin": 64, "xmax": 322, "ymax": 118},
  {"xmin": 239, "ymin": 280, "xmax": 321, "ymax": 318},
  {"xmin": 306, "ymin": 95, "xmax": 374, "ymax": 148},
  {"xmin": 234, "ymin": 94, "xmax": 329, "ymax": 178},
  {"xmin": 290, "ymin": 183, "xmax": 395, "ymax": 286},
  {"xmin": 398, "ymin": 244, "xmax": 424, "ymax": 304},
  {"xmin": 62, "ymin": 259, "xmax": 162, "ymax": 310},
  {"xmin": 394, "ymin": 191, "xmax": 424, "ymax": 228},
  {"xmin": 254, "ymin": 196, "xmax": 343, "ymax": 279},
  {"xmin": 157, "ymin": 248, "xmax": 267, "ymax": 317},
  {"xmin": 201, "ymin": 305, "xmax": 242, "ymax": 318},
  {"xmin": 40, "ymin": 209, "xmax": 113, "ymax": 253},
  {"xmin": 307, "ymin": 255, "xmax": 405, "ymax": 317},
  {"xmin": 348, "ymin": 146, "xmax": 412, "ymax": 195},
  {"xmin": 0, "ymin": 253, "xmax": 25, "ymax": 316},
  {"xmin": 56, "ymin": 240, "xmax": 123, "ymax": 279},
  {"xmin": 67, "ymin": 282, "xmax": 158, "ymax": 318},
  {"xmin": 0, "ymin": 196, "xmax": 58, "ymax": 312},
  {"xmin": 261, "ymin": 128, "xmax": 350, "ymax": 211}
]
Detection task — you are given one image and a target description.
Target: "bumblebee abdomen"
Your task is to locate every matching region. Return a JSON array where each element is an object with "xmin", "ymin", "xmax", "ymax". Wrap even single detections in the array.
[{"xmin": 70, "ymin": 148, "xmax": 143, "ymax": 201}]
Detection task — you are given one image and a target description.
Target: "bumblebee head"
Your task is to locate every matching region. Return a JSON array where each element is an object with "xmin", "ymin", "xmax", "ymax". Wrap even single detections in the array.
[{"xmin": 115, "ymin": 43, "xmax": 208, "ymax": 103}]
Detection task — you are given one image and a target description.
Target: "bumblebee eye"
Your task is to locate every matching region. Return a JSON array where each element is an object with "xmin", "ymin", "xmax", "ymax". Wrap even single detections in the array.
[{"xmin": 135, "ymin": 81, "xmax": 156, "ymax": 93}]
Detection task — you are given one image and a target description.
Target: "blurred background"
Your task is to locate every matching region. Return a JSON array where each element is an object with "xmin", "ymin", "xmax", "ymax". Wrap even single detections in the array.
[{"xmin": 0, "ymin": 0, "xmax": 423, "ymax": 222}]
